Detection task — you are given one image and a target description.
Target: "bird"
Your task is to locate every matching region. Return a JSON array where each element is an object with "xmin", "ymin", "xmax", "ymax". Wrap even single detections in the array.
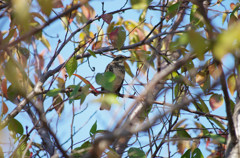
[{"xmin": 100, "ymin": 55, "xmax": 130, "ymax": 110}]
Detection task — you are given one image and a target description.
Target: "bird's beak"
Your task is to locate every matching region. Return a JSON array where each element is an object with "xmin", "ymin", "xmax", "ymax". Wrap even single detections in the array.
[{"xmin": 125, "ymin": 56, "xmax": 131, "ymax": 60}]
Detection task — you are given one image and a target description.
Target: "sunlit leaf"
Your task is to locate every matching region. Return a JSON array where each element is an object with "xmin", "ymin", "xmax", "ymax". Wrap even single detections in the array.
[
  {"xmin": 214, "ymin": 22, "xmax": 240, "ymax": 59},
  {"xmin": 222, "ymin": 12, "xmax": 227, "ymax": 25},
  {"xmin": 40, "ymin": 35, "xmax": 51, "ymax": 51},
  {"xmin": 227, "ymin": 74, "xmax": 236, "ymax": 96},
  {"xmin": 12, "ymin": 0, "xmax": 30, "ymax": 31},
  {"xmin": 96, "ymin": 72, "xmax": 116, "ymax": 91},
  {"xmin": 130, "ymin": 0, "xmax": 152, "ymax": 10},
  {"xmin": 66, "ymin": 56, "xmax": 78, "ymax": 78},
  {"xmin": 209, "ymin": 94, "xmax": 223, "ymax": 111}
]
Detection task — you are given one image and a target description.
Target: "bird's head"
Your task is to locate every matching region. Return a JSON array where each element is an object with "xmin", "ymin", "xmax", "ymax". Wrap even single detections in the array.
[{"xmin": 113, "ymin": 55, "xmax": 130, "ymax": 62}]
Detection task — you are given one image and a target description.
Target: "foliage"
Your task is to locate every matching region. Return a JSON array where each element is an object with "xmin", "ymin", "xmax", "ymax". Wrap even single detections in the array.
[{"xmin": 0, "ymin": 0, "xmax": 238, "ymax": 157}]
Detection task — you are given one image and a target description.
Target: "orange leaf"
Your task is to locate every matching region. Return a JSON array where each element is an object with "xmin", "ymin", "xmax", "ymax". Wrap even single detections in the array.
[
  {"xmin": 1, "ymin": 78, "xmax": 8, "ymax": 98},
  {"xmin": 208, "ymin": 64, "xmax": 222, "ymax": 80},
  {"xmin": 92, "ymin": 41, "xmax": 102, "ymax": 50},
  {"xmin": 57, "ymin": 54, "xmax": 66, "ymax": 78},
  {"xmin": 209, "ymin": 94, "xmax": 223, "ymax": 111},
  {"xmin": 196, "ymin": 71, "xmax": 206, "ymax": 87},
  {"xmin": 230, "ymin": 3, "xmax": 235, "ymax": 10},
  {"xmin": 2, "ymin": 101, "xmax": 8, "ymax": 114},
  {"xmin": 73, "ymin": 74, "xmax": 99, "ymax": 93}
]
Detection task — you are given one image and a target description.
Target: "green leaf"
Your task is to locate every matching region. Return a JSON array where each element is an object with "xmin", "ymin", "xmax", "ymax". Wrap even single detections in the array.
[
  {"xmin": 69, "ymin": 84, "xmax": 81, "ymax": 104},
  {"xmin": 208, "ymin": 117, "xmax": 226, "ymax": 129},
  {"xmin": 96, "ymin": 72, "xmax": 116, "ymax": 91},
  {"xmin": 8, "ymin": 118, "xmax": 24, "ymax": 135},
  {"xmin": 188, "ymin": 30, "xmax": 207, "ymax": 60},
  {"xmin": 190, "ymin": 5, "xmax": 204, "ymax": 28},
  {"xmin": 46, "ymin": 88, "xmax": 61, "ymax": 97},
  {"xmin": 7, "ymin": 85, "xmax": 19, "ymax": 102},
  {"xmin": 108, "ymin": 26, "xmax": 126, "ymax": 49},
  {"xmin": 181, "ymin": 149, "xmax": 191, "ymax": 158},
  {"xmin": 176, "ymin": 128, "xmax": 191, "ymax": 138},
  {"xmin": 166, "ymin": 2, "xmax": 180, "ymax": 21},
  {"xmin": 192, "ymin": 148, "xmax": 204, "ymax": 158},
  {"xmin": 130, "ymin": 0, "xmax": 152, "ymax": 9},
  {"xmin": 88, "ymin": 49, "xmax": 96, "ymax": 57},
  {"xmin": 128, "ymin": 147, "xmax": 146, "ymax": 158},
  {"xmin": 72, "ymin": 141, "xmax": 92, "ymax": 157},
  {"xmin": 89, "ymin": 121, "xmax": 97, "ymax": 137},
  {"xmin": 206, "ymin": 134, "xmax": 226, "ymax": 144},
  {"xmin": 66, "ymin": 56, "xmax": 78, "ymax": 78}
]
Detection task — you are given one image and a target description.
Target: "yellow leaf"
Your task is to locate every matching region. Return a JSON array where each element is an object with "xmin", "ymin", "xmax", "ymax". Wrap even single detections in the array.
[{"xmin": 227, "ymin": 74, "xmax": 236, "ymax": 96}]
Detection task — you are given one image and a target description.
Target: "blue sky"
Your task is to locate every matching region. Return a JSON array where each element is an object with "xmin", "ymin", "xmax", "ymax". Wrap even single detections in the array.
[{"xmin": 1, "ymin": 0, "xmax": 239, "ymax": 157}]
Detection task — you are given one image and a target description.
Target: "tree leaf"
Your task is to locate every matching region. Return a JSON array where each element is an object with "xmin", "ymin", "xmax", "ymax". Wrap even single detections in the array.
[
  {"xmin": 128, "ymin": 147, "xmax": 146, "ymax": 158},
  {"xmin": 214, "ymin": 22, "xmax": 240, "ymax": 60},
  {"xmin": 130, "ymin": 0, "xmax": 152, "ymax": 10},
  {"xmin": 73, "ymin": 74, "xmax": 98, "ymax": 93},
  {"xmin": 108, "ymin": 26, "xmax": 126, "ymax": 49},
  {"xmin": 37, "ymin": 0, "xmax": 53, "ymax": 16},
  {"xmin": 89, "ymin": 121, "xmax": 97, "ymax": 137},
  {"xmin": 209, "ymin": 94, "xmax": 223, "ymax": 111},
  {"xmin": 227, "ymin": 74, "xmax": 236, "ymax": 96},
  {"xmin": 8, "ymin": 118, "xmax": 24, "ymax": 135},
  {"xmin": 66, "ymin": 56, "xmax": 78, "ymax": 78},
  {"xmin": 96, "ymin": 72, "xmax": 116, "ymax": 91},
  {"xmin": 46, "ymin": 88, "xmax": 61, "ymax": 97},
  {"xmin": 176, "ymin": 128, "xmax": 191, "ymax": 138},
  {"xmin": 2, "ymin": 101, "xmax": 8, "ymax": 115},
  {"xmin": 40, "ymin": 35, "xmax": 51, "ymax": 51},
  {"xmin": 52, "ymin": 94, "xmax": 64, "ymax": 116},
  {"xmin": 188, "ymin": 30, "xmax": 207, "ymax": 60},
  {"xmin": 192, "ymin": 148, "xmax": 204, "ymax": 158},
  {"xmin": 1, "ymin": 78, "xmax": 8, "ymax": 98},
  {"xmin": 102, "ymin": 14, "xmax": 113, "ymax": 24},
  {"xmin": 181, "ymin": 149, "xmax": 191, "ymax": 158}
]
